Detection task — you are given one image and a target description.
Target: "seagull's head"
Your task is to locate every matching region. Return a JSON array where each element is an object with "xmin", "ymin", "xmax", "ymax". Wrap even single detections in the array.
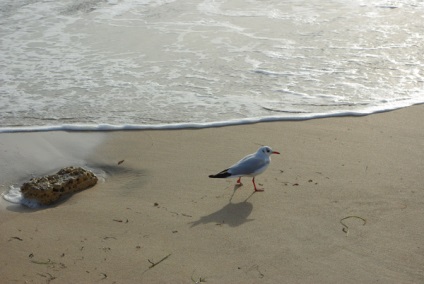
[{"xmin": 258, "ymin": 146, "xmax": 280, "ymax": 157}]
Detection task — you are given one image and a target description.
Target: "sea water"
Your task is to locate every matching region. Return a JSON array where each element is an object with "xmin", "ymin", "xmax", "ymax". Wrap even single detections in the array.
[{"xmin": 1, "ymin": 0, "xmax": 424, "ymax": 132}]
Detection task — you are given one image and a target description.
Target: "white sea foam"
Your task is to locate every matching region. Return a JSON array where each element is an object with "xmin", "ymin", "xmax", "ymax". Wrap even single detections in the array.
[
  {"xmin": 2, "ymin": 186, "xmax": 23, "ymax": 205},
  {"xmin": 1, "ymin": 0, "xmax": 424, "ymax": 132},
  {"xmin": 1, "ymin": 185, "xmax": 40, "ymax": 209}
]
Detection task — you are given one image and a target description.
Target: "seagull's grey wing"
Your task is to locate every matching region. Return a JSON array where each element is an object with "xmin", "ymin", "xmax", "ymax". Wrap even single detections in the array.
[
  {"xmin": 236, "ymin": 153, "xmax": 255, "ymax": 164},
  {"xmin": 228, "ymin": 156, "xmax": 268, "ymax": 176}
]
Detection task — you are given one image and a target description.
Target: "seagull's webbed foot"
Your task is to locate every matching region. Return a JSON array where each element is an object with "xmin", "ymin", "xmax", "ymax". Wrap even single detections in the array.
[{"xmin": 252, "ymin": 178, "xmax": 265, "ymax": 192}]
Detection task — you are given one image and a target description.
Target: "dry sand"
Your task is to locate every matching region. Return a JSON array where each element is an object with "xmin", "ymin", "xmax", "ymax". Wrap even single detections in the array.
[{"xmin": 1, "ymin": 105, "xmax": 423, "ymax": 283}]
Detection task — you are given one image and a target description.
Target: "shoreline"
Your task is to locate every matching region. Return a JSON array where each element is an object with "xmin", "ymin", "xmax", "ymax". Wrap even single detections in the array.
[
  {"xmin": 1, "ymin": 103, "xmax": 423, "ymax": 134},
  {"xmin": 1, "ymin": 105, "xmax": 423, "ymax": 283}
]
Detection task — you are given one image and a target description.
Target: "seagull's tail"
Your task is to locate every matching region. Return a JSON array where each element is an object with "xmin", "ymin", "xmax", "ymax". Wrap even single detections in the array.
[{"xmin": 209, "ymin": 169, "xmax": 231, "ymax": 178}]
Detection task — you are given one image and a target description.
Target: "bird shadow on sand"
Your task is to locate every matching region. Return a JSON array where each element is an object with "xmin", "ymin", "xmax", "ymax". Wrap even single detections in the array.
[{"xmin": 189, "ymin": 186, "xmax": 257, "ymax": 228}]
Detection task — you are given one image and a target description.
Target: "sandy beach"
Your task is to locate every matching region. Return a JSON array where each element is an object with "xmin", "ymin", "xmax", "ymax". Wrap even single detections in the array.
[{"xmin": 1, "ymin": 105, "xmax": 423, "ymax": 283}]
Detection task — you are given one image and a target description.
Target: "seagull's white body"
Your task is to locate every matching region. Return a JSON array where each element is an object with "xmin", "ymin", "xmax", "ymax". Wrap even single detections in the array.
[{"xmin": 209, "ymin": 146, "xmax": 280, "ymax": 191}]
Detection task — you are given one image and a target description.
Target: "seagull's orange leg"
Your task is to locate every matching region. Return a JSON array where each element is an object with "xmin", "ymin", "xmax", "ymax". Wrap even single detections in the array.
[
  {"xmin": 236, "ymin": 177, "xmax": 242, "ymax": 185},
  {"xmin": 252, "ymin": 177, "xmax": 264, "ymax": 192}
]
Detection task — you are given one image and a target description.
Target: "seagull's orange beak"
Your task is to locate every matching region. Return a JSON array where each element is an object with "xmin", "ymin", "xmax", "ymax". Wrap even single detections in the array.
[{"xmin": 272, "ymin": 151, "xmax": 280, "ymax": 154}]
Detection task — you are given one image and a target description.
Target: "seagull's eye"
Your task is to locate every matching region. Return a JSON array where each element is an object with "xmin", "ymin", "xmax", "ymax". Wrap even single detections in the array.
[{"xmin": 266, "ymin": 149, "xmax": 270, "ymax": 153}]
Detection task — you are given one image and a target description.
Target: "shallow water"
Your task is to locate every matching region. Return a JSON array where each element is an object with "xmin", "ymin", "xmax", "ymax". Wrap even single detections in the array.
[{"xmin": 1, "ymin": 0, "xmax": 423, "ymax": 131}]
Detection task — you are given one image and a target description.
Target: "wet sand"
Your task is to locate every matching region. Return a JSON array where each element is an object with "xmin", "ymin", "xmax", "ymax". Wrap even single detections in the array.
[{"xmin": 1, "ymin": 105, "xmax": 423, "ymax": 283}]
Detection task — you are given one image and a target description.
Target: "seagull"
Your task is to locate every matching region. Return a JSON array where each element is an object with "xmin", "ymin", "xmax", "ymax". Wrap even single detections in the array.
[{"xmin": 209, "ymin": 146, "xmax": 280, "ymax": 192}]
